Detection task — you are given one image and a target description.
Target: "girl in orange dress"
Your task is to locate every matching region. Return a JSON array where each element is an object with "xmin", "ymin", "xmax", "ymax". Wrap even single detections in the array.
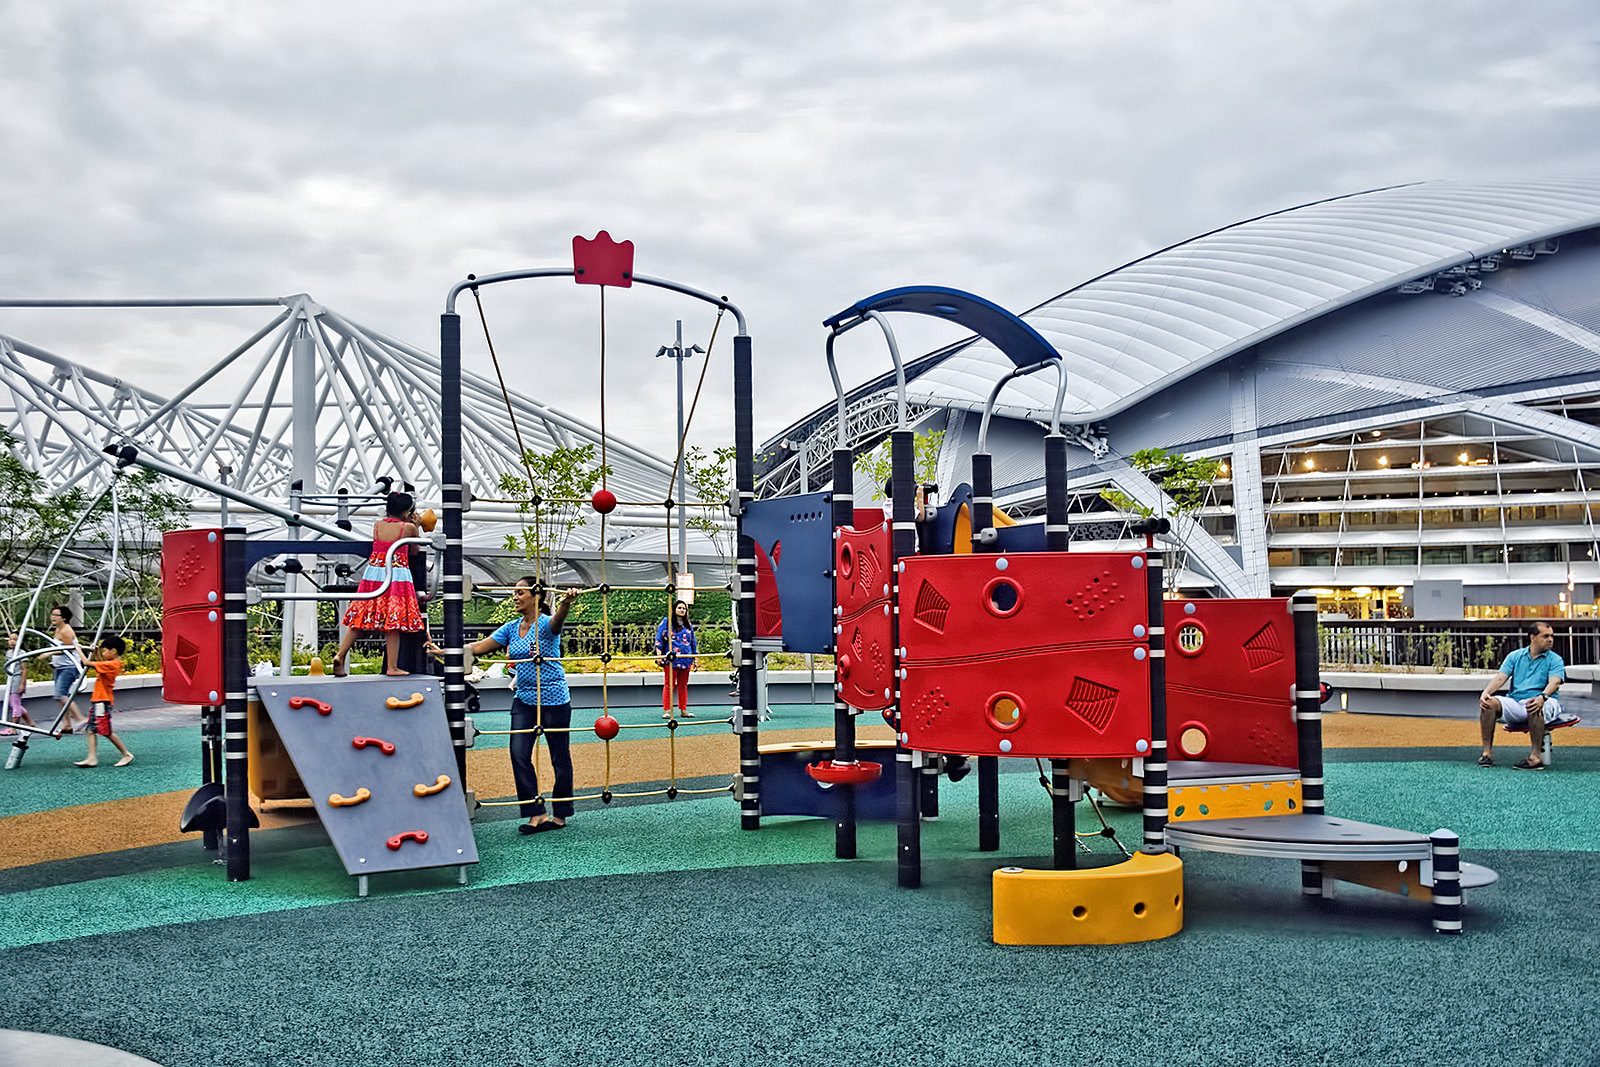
[{"xmin": 332, "ymin": 492, "xmax": 426, "ymax": 677}]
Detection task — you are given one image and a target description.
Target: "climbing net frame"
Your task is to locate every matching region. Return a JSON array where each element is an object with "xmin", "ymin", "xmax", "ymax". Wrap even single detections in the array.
[{"xmin": 436, "ymin": 246, "xmax": 764, "ymax": 827}]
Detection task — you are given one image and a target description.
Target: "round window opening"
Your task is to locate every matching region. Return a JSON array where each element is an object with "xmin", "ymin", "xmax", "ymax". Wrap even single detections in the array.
[
  {"xmin": 1178, "ymin": 723, "xmax": 1209, "ymax": 759},
  {"xmin": 987, "ymin": 693, "xmax": 1025, "ymax": 732},
  {"xmin": 1176, "ymin": 621, "xmax": 1205, "ymax": 656},
  {"xmin": 984, "ymin": 577, "xmax": 1023, "ymax": 618}
]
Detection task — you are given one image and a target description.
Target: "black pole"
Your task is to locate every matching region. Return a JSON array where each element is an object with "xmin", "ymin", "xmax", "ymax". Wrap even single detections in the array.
[
  {"xmin": 222, "ymin": 525, "xmax": 250, "ymax": 881},
  {"xmin": 831, "ymin": 447, "xmax": 857, "ymax": 859},
  {"xmin": 442, "ymin": 312, "xmax": 468, "ymax": 782},
  {"xmin": 734, "ymin": 334, "xmax": 760, "ymax": 830},
  {"xmin": 1044, "ymin": 433, "xmax": 1070, "ymax": 551},
  {"xmin": 1292, "ymin": 590, "xmax": 1326, "ymax": 899},
  {"xmin": 890, "ymin": 429, "xmax": 920, "ymax": 888},
  {"xmin": 201, "ymin": 703, "xmax": 221, "ymax": 851},
  {"xmin": 1051, "ymin": 761, "xmax": 1077, "ymax": 869},
  {"xmin": 971, "ymin": 449, "xmax": 999, "ymax": 851},
  {"xmin": 1140, "ymin": 549, "xmax": 1170, "ymax": 854}
]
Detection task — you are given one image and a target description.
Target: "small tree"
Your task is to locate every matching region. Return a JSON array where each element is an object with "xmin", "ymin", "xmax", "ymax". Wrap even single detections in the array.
[
  {"xmin": 498, "ymin": 444, "xmax": 612, "ymax": 581},
  {"xmin": 854, "ymin": 429, "xmax": 945, "ymax": 504},
  {"xmin": 1099, "ymin": 447, "xmax": 1222, "ymax": 592},
  {"xmin": 681, "ymin": 444, "xmax": 736, "ymax": 563}
]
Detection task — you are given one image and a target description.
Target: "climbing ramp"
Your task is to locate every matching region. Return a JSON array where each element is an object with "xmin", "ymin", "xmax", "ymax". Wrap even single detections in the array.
[{"xmin": 253, "ymin": 676, "xmax": 478, "ymax": 894}]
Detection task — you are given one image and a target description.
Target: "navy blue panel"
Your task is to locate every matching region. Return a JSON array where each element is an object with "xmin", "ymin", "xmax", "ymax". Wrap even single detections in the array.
[
  {"xmin": 994, "ymin": 521, "xmax": 1049, "ymax": 554},
  {"xmin": 823, "ymin": 286, "xmax": 1059, "ymax": 369},
  {"xmin": 759, "ymin": 741, "xmax": 898, "ymax": 819},
  {"xmin": 742, "ymin": 492, "xmax": 835, "ymax": 654},
  {"xmin": 926, "ymin": 483, "xmax": 973, "ymax": 555},
  {"xmin": 247, "ymin": 538, "xmax": 372, "ymax": 568}
]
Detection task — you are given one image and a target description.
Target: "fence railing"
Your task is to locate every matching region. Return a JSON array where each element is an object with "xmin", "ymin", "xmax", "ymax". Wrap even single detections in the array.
[{"xmin": 1318, "ymin": 619, "xmax": 1599, "ymax": 671}]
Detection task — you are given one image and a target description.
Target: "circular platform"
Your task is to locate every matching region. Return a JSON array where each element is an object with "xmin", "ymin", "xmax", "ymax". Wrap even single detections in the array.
[
  {"xmin": 0, "ymin": 1029, "xmax": 163, "ymax": 1065},
  {"xmin": 1165, "ymin": 813, "xmax": 1433, "ymax": 862}
]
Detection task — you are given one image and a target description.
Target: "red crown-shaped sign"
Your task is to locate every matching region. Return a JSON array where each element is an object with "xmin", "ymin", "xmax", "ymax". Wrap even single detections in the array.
[{"xmin": 572, "ymin": 231, "xmax": 634, "ymax": 287}]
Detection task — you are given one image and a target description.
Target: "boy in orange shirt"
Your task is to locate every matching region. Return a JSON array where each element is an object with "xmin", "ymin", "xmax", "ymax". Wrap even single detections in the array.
[{"xmin": 75, "ymin": 636, "xmax": 133, "ymax": 768}]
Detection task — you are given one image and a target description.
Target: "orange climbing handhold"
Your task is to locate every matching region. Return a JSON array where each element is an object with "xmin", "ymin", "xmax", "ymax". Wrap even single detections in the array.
[
  {"xmin": 413, "ymin": 774, "xmax": 451, "ymax": 797},
  {"xmin": 385, "ymin": 693, "xmax": 425, "ymax": 709},
  {"xmin": 288, "ymin": 696, "xmax": 333, "ymax": 716},
  {"xmin": 329, "ymin": 788, "xmax": 371, "ymax": 808}
]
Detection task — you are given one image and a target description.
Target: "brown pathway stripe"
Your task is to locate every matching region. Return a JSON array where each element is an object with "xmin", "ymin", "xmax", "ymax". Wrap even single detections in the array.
[
  {"xmin": 5, "ymin": 716, "xmax": 1592, "ymax": 872},
  {"xmin": 0, "ymin": 724, "xmax": 896, "ymax": 871}
]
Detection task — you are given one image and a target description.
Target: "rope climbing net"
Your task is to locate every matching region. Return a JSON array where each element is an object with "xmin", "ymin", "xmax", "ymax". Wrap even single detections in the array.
[{"xmin": 466, "ymin": 281, "xmax": 741, "ymax": 810}]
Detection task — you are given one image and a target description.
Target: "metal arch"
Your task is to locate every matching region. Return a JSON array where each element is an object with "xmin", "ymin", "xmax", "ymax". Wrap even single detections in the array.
[{"xmin": 823, "ymin": 286, "xmax": 1062, "ymax": 371}]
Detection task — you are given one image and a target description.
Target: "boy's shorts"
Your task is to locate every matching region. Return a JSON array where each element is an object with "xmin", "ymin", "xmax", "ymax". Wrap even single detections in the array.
[
  {"xmin": 53, "ymin": 666, "xmax": 82, "ymax": 699},
  {"xmin": 87, "ymin": 701, "xmax": 113, "ymax": 737}
]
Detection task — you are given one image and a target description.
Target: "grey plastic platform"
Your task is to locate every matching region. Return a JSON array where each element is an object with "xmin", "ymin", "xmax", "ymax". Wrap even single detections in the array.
[
  {"xmin": 1168, "ymin": 761, "xmax": 1300, "ymax": 785},
  {"xmin": 1166, "ymin": 813, "xmax": 1433, "ymax": 861},
  {"xmin": 254, "ymin": 675, "xmax": 478, "ymax": 883}
]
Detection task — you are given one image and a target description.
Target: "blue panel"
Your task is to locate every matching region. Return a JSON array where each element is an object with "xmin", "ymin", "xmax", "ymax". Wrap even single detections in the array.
[
  {"xmin": 742, "ymin": 492, "xmax": 835, "ymax": 654},
  {"xmin": 823, "ymin": 286, "xmax": 1060, "ymax": 370},
  {"xmin": 759, "ymin": 741, "xmax": 898, "ymax": 819},
  {"xmin": 994, "ymin": 521, "xmax": 1049, "ymax": 554},
  {"xmin": 926, "ymin": 483, "xmax": 973, "ymax": 555}
]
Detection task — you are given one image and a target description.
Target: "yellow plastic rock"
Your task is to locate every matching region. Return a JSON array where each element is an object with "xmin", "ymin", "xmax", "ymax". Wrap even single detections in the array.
[
  {"xmin": 993, "ymin": 851, "xmax": 1184, "ymax": 945},
  {"xmin": 308, "ymin": 657, "xmax": 325, "ymax": 676}
]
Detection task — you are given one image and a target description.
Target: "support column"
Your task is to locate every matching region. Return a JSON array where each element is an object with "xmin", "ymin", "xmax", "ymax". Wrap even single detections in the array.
[
  {"xmin": 1140, "ymin": 549, "xmax": 1169, "ymax": 854},
  {"xmin": 222, "ymin": 525, "xmax": 251, "ymax": 881},
  {"xmin": 971, "ymin": 450, "xmax": 999, "ymax": 851},
  {"xmin": 734, "ymin": 334, "xmax": 760, "ymax": 830},
  {"xmin": 891, "ymin": 430, "xmax": 919, "ymax": 888},
  {"xmin": 831, "ymin": 447, "xmax": 857, "ymax": 859},
  {"xmin": 441, "ymin": 312, "xmax": 468, "ymax": 782},
  {"xmin": 1292, "ymin": 590, "xmax": 1326, "ymax": 898}
]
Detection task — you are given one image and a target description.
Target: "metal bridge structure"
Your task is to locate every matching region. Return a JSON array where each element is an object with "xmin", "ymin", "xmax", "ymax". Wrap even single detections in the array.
[{"xmin": 0, "ymin": 295, "xmax": 731, "ymax": 586}]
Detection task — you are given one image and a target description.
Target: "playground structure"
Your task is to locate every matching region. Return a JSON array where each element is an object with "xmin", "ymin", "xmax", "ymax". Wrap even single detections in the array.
[{"xmin": 37, "ymin": 232, "xmax": 1494, "ymax": 931}]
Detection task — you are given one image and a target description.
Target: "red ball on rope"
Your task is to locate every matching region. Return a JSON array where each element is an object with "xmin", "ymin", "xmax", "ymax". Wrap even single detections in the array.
[
  {"xmin": 592, "ymin": 489, "xmax": 618, "ymax": 514},
  {"xmin": 594, "ymin": 715, "xmax": 621, "ymax": 741}
]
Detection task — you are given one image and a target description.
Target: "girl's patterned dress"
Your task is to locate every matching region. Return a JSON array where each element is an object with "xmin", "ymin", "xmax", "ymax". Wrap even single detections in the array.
[{"xmin": 341, "ymin": 539, "xmax": 425, "ymax": 631}]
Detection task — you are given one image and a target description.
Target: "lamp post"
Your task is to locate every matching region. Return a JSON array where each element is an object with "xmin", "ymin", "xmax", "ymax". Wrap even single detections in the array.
[{"xmin": 656, "ymin": 321, "xmax": 705, "ymax": 593}]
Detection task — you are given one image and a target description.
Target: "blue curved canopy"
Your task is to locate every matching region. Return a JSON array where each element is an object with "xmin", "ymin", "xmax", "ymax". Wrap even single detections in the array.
[{"xmin": 823, "ymin": 286, "xmax": 1060, "ymax": 370}]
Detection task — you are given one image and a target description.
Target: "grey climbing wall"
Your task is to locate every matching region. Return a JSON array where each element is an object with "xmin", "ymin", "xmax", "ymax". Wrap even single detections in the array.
[{"xmin": 254, "ymin": 675, "xmax": 478, "ymax": 879}]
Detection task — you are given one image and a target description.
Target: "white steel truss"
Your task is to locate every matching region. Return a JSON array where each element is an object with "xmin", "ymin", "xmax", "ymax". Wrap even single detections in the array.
[{"xmin": 0, "ymin": 296, "xmax": 730, "ymax": 564}]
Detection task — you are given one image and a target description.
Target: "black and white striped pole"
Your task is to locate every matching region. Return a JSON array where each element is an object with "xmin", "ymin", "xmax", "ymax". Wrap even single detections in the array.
[
  {"xmin": 1292, "ymin": 591, "xmax": 1326, "ymax": 899},
  {"xmin": 440, "ymin": 309, "xmax": 469, "ymax": 782},
  {"xmin": 830, "ymin": 446, "xmax": 858, "ymax": 859},
  {"xmin": 969, "ymin": 451, "xmax": 1001, "ymax": 852},
  {"xmin": 1044, "ymin": 432, "xmax": 1077, "ymax": 867},
  {"xmin": 890, "ymin": 428, "xmax": 920, "ymax": 888},
  {"xmin": 1140, "ymin": 542, "xmax": 1169, "ymax": 855},
  {"xmin": 1429, "ymin": 828, "xmax": 1463, "ymax": 934},
  {"xmin": 222, "ymin": 524, "xmax": 251, "ymax": 881},
  {"xmin": 734, "ymin": 333, "xmax": 761, "ymax": 831}
]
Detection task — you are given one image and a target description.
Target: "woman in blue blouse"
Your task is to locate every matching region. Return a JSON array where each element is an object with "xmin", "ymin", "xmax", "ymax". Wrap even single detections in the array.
[
  {"xmin": 655, "ymin": 598, "xmax": 697, "ymax": 720},
  {"xmin": 468, "ymin": 578, "xmax": 580, "ymax": 834}
]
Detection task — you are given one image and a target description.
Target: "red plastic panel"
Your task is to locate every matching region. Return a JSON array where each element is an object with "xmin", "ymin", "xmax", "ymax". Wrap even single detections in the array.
[
  {"xmin": 834, "ymin": 520, "xmax": 894, "ymax": 711},
  {"xmin": 900, "ymin": 552, "xmax": 1153, "ymax": 758},
  {"xmin": 572, "ymin": 231, "xmax": 634, "ymax": 287},
  {"xmin": 161, "ymin": 529, "xmax": 225, "ymax": 706},
  {"xmin": 162, "ymin": 605, "xmax": 224, "ymax": 705},
  {"xmin": 162, "ymin": 529, "xmax": 223, "ymax": 611},
  {"xmin": 753, "ymin": 541, "xmax": 782, "ymax": 638},
  {"xmin": 1164, "ymin": 598, "xmax": 1299, "ymax": 767}
]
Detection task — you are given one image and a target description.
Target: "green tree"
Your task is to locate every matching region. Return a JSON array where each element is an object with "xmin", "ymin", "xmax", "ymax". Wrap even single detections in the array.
[
  {"xmin": 681, "ymin": 444, "xmax": 736, "ymax": 562},
  {"xmin": 1099, "ymin": 447, "xmax": 1222, "ymax": 593},
  {"xmin": 854, "ymin": 429, "xmax": 945, "ymax": 504},
  {"xmin": 497, "ymin": 444, "xmax": 613, "ymax": 578}
]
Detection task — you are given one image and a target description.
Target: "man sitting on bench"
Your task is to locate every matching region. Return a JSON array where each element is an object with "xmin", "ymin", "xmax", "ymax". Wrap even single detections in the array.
[{"xmin": 1477, "ymin": 621, "xmax": 1578, "ymax": 770}]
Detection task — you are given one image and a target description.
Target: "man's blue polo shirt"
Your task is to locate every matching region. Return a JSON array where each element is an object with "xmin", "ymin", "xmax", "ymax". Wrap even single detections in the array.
[{"xmin": 1499, "ymin": 646, "xmax": 1565, "ymax": 701}]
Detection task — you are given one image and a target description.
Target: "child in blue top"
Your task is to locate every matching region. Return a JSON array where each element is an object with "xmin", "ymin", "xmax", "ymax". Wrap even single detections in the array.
[
  {"xmin": 655, "ymin": 599, "xmax": 697, "ymax": 720},
  {"xmin": 467, "ymin": 578, "xmax": 579, "ymax": 833}
]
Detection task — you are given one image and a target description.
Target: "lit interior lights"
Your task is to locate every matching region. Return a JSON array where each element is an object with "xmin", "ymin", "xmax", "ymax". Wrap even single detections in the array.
[
  {"xmin": 1458, "ymin": 452, "xmax": 1470, "ymax": 464},
  {"xmin": 1378, "ymin": 455, "xmax": 1389, "ymax": 467},
  {"xmin": 1303, "ymin": 457, "xmax": 1316, "ymax": 470}
]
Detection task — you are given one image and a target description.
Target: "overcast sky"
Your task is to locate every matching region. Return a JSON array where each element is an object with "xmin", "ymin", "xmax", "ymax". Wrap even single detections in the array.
[{"xmin": 4, "ymin": 0, "xmax": 1599, "ymax": 464}]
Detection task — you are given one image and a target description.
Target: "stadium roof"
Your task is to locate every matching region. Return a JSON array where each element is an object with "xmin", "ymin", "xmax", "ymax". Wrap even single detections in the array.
[{"xmin": 907, "ymin": 174, "xmax": 1600, "ymax": 424}]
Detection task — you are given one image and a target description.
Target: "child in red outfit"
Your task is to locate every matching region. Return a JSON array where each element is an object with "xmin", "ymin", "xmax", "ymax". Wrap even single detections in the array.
[{"xmin": 75, "ymin": 636, "xmax": 133, "ymax": 768}]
